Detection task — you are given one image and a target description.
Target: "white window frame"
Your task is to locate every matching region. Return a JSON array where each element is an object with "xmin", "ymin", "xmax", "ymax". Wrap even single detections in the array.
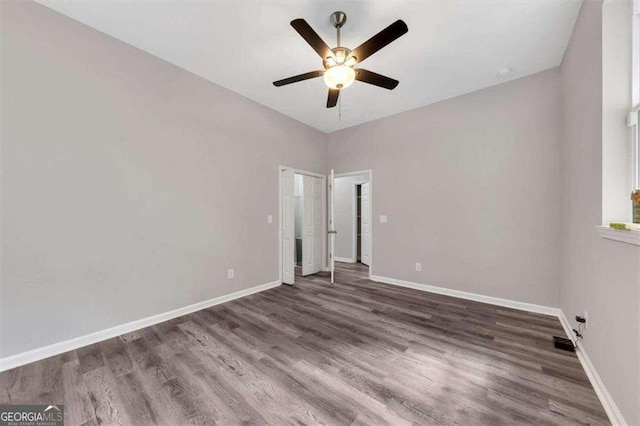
[
  {"xmin": 631, "ymin": 0, "xmax": 640, "ymax": 189},
  {"xmin": 632, "ymin": 109, "xmax": 639, "ymax": 189}
]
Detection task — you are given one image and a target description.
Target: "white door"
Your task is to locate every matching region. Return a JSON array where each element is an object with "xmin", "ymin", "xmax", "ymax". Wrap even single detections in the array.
[
  {"xmin": 329, "ymin": 169, "xmax": 336, "ymax": 283},
  {"xmin": 282, "ymin": 169, "xmax": 295, "ymax": 284},
  {"xmin": 361, "ymin": 182, "xmax": 371, "ymax": 266},
  {"xmin": 302, "ymin": 175, "xmax": 322, "ymax": 276}
]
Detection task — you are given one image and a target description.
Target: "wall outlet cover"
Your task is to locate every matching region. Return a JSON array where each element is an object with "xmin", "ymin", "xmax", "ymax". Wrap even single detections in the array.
[
  {"xmin": 415, "ymin": 263, "xmax": 422, "ymax": 272},
  {"xmin": 227, "ymin": 269, "xmax": 234, "ymax": 279},
  {"xmin": 380, "ymin": 215, "xmax": 388, "ymax": 223}
]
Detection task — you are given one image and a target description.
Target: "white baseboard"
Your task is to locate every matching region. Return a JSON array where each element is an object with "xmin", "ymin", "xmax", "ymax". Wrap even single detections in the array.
[
  {"xmin": 557, "ymin": 312, "xmax": 627, "ymax": 425},
  {"xmin": 370, "ymin": 274, "xmax": 561, "ymax": 316},
  {"xmin": 334, "ymin": 257, "xmax": 356, "ymax": 263},
  {"xmin": 370, "ymin": 274, "xmax": 625, "ymax": 426},
  {"xmin": 0, "ymin": 280, "xmax": 281, "ymax": 373}
]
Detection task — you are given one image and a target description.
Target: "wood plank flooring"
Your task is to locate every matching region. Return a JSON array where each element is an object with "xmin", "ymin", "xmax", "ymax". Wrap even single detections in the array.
[{"xmin": 0, "ymin": 262, "xmax": 609, "ymax": 425}]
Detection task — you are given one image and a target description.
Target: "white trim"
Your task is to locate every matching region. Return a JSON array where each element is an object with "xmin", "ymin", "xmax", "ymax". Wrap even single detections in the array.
[
  {"xmin": 0, "ymin": 280, "xmax": 281, "ymax": 373},
  {"xmin": 333, "ymin": 169, "xmax": 372, "ymax": 178},
  {"xmin": 370, "ymin": 274, "xmax": 561, "ymax": 316},
  {"xmin": 334, "ymin": 256, "xmax": 355, "ymax": 263},
  {"xmin": 629, "ymin": 107, "xmax": 639, "ymax": 191},
  {"xmin": 278, "ymin": 166, "xmax": 327, "ymax": 286},
  {"xmin": 632, "ymin": 2, "xmax": 640, "ymax": 189},
  {"xmin": 558, "ymin": 312, "xmax": 628, "ymax": 426},
  {"xmin": 370, "ymin": 273, "xmax": 626, "ymax": 426},
  {"xmin": 334, "ymin": 170, "xmax": 373, "ymax": 279},
  {"xmin": 597, "ymin": 225, "xmax": 640, "ymax": 245},
  {"xmin": 280, "ymin": 166, "xmax": 325, "ymax": 179},
  {"xmin": 631, "ymin": 110, "xmax": 639, "ymax": 191}
]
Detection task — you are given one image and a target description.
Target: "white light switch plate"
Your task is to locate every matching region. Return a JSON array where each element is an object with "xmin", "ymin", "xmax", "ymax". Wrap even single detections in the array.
[
  {"xmin": 380, "ymin": 215, "xmax": 388, "ymax": 223},
  {"xmin": 227, "ymin": 269, "xmax": 234, "ymax": 279},
  {"xmin": 267, "ymin": 215, "xmax": 273, "ymax": 224}
]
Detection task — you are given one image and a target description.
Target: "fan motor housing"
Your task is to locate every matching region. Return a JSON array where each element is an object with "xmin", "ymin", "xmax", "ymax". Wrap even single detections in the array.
[{"xmin": 330, "ymin": 11, "xmax": 347, "ymax": 29}]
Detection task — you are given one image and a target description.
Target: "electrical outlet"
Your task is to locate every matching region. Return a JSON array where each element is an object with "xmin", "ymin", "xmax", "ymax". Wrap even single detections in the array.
[
  {"xmin": 415, "ymin": 263, "xmax": 422, "ymax": 272},
  {"xmin": 227, "ymin": 269, "xmax": 234, "ymax": 279},
  {"xmin": 584, "ymin": 309, "xmax": 588, "ymax": 329},
  {"xmin": 380, "ymin": 215, "xmax": 388, "ymax": 223}
]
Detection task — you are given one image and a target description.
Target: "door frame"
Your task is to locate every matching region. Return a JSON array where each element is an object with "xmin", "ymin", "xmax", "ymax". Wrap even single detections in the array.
[
  {"xmin": 334, "ymin": 169, "xmax": 373, "ymax": 279},
  {"xmin": 278, "ymin": 166, "xmax": 327, "ymax": 285},
  {"xmin": 351, "ymin": 181, "xmax": 368, "ymax": 263}
]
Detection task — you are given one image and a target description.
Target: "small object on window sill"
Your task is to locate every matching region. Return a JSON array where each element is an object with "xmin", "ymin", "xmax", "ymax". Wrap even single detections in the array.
[
  {"xmin": 609, "ymin": 222, "xmax": 640, "ymax": 231},
  {"xmin": 632, "ymin": 189, "xmax": 640, "ymax": 224},
  {"xmin": 610, "ymin": 222, "xmax": 629, "ymax": 230}
]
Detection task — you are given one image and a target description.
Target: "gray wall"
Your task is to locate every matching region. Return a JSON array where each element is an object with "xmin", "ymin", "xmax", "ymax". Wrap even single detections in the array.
[
  {"xmin": 560, "ymin": 1, "xmax": 640, "ymax": 424},
  {"xmin": 2, "ymin": 2, "xmax": 638, "ymax": 422},
  {"xmin": 1, "ymin": 2, "xmax": 326, "ymax": 358},
  {"xmin": 327, "ymin": 69, "xmax": 563, "ymax": 307},
  {"xmin": 334, "ymin": 174, "xmax": 369, "ymax": 261}
]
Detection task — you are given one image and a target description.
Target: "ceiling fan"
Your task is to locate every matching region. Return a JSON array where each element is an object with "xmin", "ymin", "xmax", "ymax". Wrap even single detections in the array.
[{"xmin": 273, "ymin": 12, "xmax": 408, "ymax": 108}]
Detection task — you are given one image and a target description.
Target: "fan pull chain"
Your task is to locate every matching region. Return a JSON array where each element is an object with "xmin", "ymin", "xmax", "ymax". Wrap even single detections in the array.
[{"xmin": 338, "ymin": 94, "xmax": 342, "ymax": 123}]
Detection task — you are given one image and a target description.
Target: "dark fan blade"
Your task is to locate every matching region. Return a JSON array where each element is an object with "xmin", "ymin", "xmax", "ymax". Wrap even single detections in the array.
[
  {"xmin": 349, "ymin": 20, "xmax": 408, "ymax": 64},
  {"xmin": 327, "ymin": 89, "xmax": 339, "ymax": 108},
  {"xmin": 273, "ymin": 71, "xmax": 324, "ymax": 87},
  {"xmin": 291, "ymin": 19, "xmax": 333, "ymax": 60},
  {"xmin": 355, "ymin": 69, "xmax": 399, "ymax": 90}
]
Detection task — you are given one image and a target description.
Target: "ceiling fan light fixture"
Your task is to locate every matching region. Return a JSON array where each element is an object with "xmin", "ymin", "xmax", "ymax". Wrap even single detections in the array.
[
  {"xmin": 323, "ymin": 65, "xmax": 356, "ymax": 90},
  {"xmin": 274, "ymin": 13, "xmax": 408, "ymax": 107}
]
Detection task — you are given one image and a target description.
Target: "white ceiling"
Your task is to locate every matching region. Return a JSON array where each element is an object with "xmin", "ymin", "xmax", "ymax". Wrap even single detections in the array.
[{"xmin": 37, "ymin": 0, "xmax": 583, "ymax": 133}]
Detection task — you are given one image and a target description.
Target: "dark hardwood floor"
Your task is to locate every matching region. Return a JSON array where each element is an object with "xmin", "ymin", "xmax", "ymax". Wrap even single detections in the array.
[{"xmin": 0, "ymin": 262, "xmax": 609, "ymax": 425}]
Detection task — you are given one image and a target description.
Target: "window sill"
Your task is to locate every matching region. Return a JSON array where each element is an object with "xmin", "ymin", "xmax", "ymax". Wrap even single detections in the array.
[{"xmin": 597, "ymin": 225, "xmax": 640, "ymax": 246}]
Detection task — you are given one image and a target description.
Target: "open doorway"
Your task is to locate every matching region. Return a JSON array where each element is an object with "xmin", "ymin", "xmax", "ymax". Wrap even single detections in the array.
[
  {"xmin": 333, "ymin": 170, "xmax": 372, "ymax": 280},
  {"xmin": 280, "ymin": 166, "xmax": 326, "ymax": 285}
]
